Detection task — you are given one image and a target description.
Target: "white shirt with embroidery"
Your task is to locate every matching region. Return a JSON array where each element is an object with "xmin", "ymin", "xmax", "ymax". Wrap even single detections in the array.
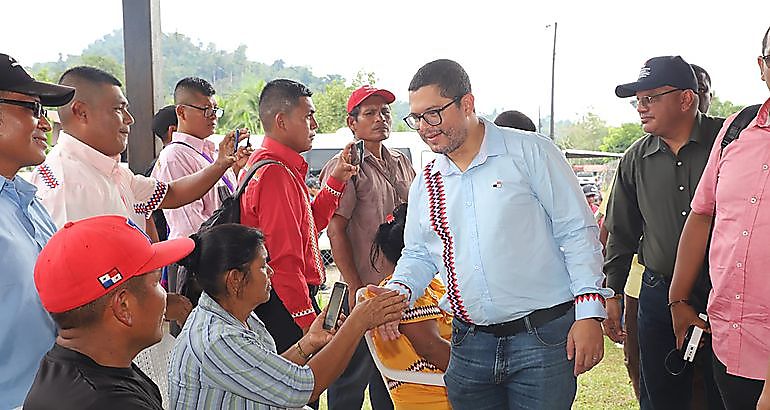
[{"xmin": 31, "ymin": 132, "xmax": 167, "ymax": 230}]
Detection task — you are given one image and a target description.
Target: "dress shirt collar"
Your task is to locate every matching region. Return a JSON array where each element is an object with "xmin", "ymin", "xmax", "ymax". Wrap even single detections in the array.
[
  {"xmin": 756, "ymin": 97, "xmax": 770, "ymax": 128},
  {"xmin": 57, "ymin": 132, "xmax": 120, "ymax": 175},
  {"xmin": 197, "ymin": 291, "xmax": 257, "ymax": 329},
  {"xmin": 1, "ymin": 174, "xmax": 38, "ymax": 208},
  {"xmin": 643, "ymin": 112, "xmax": 705, "ymax": 158},
  {"xmin": 431, "ymin": 117, "xmax": 503, "ymax": 176},
  {"xmin": 171, "ymin": 131, "xmax": 215, "ymax": 154},
  {"xmin": 262, "ymin": 136, "xmax": 308, "ymax": 174}
]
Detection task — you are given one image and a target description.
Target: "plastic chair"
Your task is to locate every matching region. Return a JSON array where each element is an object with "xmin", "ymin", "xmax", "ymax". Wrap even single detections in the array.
[
  {"xmin": 133, "ymin": 324, "xmax": 176, "ymax": 409},
  {"xmin": 356, "ymin": 288, "xmax": 445, "ymax": 387}
]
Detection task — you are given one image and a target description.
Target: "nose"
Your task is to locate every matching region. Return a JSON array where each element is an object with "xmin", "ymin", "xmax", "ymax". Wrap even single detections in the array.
[
  {"xmin": 37, "ymin": 115, "xmax": 52, "ymax": 132},
  {"xmin": 124, "ymin": 108, "xmax": 135, "ymax": 125},
  {"xmin": 310, "ymin": 115, "xmax": 318, "ymax": 131},
  {"xmin": 266, "ymin": 264, "xmax": 275, "ymax": 278}
]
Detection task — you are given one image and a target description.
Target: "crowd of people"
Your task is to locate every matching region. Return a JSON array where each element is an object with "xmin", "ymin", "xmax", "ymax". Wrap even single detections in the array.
[{"xmin": 1, "ymin": 23, "xmax": 770, "ymax": 410}]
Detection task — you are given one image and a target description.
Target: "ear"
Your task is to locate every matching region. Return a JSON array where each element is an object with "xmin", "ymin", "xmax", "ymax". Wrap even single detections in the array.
[
  {"xmin": 681, "ymin": 90, "xmax": 696, "ymax": 112},
  {"xmin": 176, "ymin": 104, "xmax": 186, "ymax": 121},
  {"xmin": 71, "ymin": 100, "xmax": 88, "ymax": 123},
  {"xmin": 110, "ymin": 288, "xmax": 133, "ymax": 327},
  {"xmin": 346, "ymin": 115, "xmax": 357, "ymax": 133},
  {"xmin": 224, "ymin": 269, "xmax": 242, "ymax": 296},
  {"xmin": 460, "ymin": 93, "xmax": 476, "ymax": 115},
  {"xmin": 759, "ymin": 56, "xmax": 766, "ymax": 82},
  {"xmin": 167, "ymin": 125, "xmax": 177, "ymax": 140},
  {"xmin": 275, "ymin": 112, "xmax": 287, "ymax": 131}
]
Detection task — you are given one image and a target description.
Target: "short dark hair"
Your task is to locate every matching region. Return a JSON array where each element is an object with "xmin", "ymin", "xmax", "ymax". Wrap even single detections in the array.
[
  {"xmin": 178, "ymin": 224, "xmax": 266, "ymax": 300},
  {"xmin": 174, "ymin": 77, "xmax": 216, "ymax": 103},
  {"xmin": 152, "ymin": 105, "xmax": 178, "ymax": 139},
  {"xmin": 58, "ymin": 66, "xmax": 122, "ymax": 87},
  {"xmin": 348, "ymin": 106, "xmax": 361, "ymax": 119},
  {"xmin": 494, "ymin": 110, "xmax": 537, "ymax": 132},
  {"xmin": 763, "ymin": 25, "xmax": 770, "ymax": 55},
  {"xmin": 371, "ymin": 203, "xmax": 408, "ymax": 270},
  {"xmin": 50, "ymin": 275, "xmax": 145, "ymax": 330},
  {"xmin": 258, "ymin": 79, "xmax": 313, "ymax": 132},
  {"xmin": 690, "ymin": 64, "xmax": 711, "ymax": 85},
  {"xmin": 408, "ymin": 59, "xmax": 471, "ymax": 102}
]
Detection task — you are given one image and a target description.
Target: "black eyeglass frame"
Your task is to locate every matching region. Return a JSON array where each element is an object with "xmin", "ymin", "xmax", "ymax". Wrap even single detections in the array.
[
  {"xmin": 403, "ymin": 96, "xmax": 461, "ymax": 130},
  {"xmin": 0, "ymin": 98, "xmax": 47, "ymax": 118},
  {"xmin": 181, "ymin": 103, "xmax": 224, "ymax": 119}
]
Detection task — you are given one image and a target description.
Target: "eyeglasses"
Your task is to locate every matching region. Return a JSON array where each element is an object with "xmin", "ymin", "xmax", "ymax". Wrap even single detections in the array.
[
  {"xmin": 0, "ymin": 98, "xmax": 47, "ymax": 119},
  {"xmin": 761, "ymin": 55, "xmax": 770, "ymax": 66},
  {"xmin": 403, "ymin": 96, "xmax": 460, "ymax": 130},
  {"xmin": 630, "ymin": 89, "xmax": 683, "ymax": 109},
  {"xmin": 182, "ymin": 103, "xmax": 224, "ymax": 118}
]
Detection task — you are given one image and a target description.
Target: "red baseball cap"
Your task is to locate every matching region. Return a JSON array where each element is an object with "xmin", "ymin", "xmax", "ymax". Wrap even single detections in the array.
[
  {"xmin": 347, "ymin": 85, "xmax": 396, "ymax": 114},
  {"xmin": 34, "ymin": 215, "xmax": 195, "ymax": 313}
]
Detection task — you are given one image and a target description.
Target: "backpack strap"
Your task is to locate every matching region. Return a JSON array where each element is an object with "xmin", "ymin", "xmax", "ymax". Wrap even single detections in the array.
[
  {"xmin": 720, "ymin": 104, "xmax": 762, "ymax": 155},
  {"xmin": 234, "ymin": 159, "xmax": 281, "ymax": 200}
]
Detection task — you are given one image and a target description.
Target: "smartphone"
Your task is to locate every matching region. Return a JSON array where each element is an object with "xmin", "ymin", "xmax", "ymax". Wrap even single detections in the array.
[
  {"xmin": 682, "ymin": 313, "xmax": 708, "ymax": 362},
  {"xmin": 350, "ymin": 140, "xmax": 364, "ymax": 166},
  {"xmin": 233, "ymin": 129, "xmax": 240, "ymax": 155},
  {"xmin": 323, "ymin": 282, "xmax": 348, "ymax": 330}
]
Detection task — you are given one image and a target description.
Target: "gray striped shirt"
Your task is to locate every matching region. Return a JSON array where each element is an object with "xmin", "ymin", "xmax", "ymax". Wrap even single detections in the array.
[{"xmin": 168, "ymin": 292, "xmax": 314, "ymax": 409}]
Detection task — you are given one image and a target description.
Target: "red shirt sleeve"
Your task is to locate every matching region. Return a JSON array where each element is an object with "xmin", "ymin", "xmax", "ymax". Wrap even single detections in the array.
[{"xmin": 241, "ymin": 164, "xmax": 316, "ymax": 328}]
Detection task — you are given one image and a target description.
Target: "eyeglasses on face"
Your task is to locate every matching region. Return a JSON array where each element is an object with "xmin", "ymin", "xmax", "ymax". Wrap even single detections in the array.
[
  {"xmin": 403, "ymin": 96, "xmax": 461, "ymax": 130},
  {"xmin": 761, "ymin": 55, "xmax": 770, "ymax": 66},
  {"xmin": 630, "ymin": 89, "xmax": 683, "ymax": 109},
  {"xmin": 0, "ymin": 98, "xmax": 47, "ymax": 119},
  {"xmin": 182, "ymin": 103, "xmax": 224, "ymax": 118}
]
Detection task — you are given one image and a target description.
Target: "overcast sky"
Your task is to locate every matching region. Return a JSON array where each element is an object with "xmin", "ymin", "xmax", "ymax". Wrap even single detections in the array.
[{"xmin": 4, "ymin": 0, "xmax": 769, "ymax": 126}]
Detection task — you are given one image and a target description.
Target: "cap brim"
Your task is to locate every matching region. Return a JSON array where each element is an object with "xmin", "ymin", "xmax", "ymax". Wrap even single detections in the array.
[
  {"xmin": 138, "ymin": 237, "xmax": 195, "ymax": 274},
  {"xmin": 615, "ymin": 81, "xmax": 644, "ymax": 98},
  {"xmin": 372, "ymin": 89, "xmax": 396, "ymax": 104},
  {"xmin": 9, "ymin": 81, "xmax": 75, "ymax": 107}
]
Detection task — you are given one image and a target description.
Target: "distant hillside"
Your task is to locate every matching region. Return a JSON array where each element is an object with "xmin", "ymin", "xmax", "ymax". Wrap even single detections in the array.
[{"xmin": 29, "ymin": 30, "xmax": 342, "ymax": 102}]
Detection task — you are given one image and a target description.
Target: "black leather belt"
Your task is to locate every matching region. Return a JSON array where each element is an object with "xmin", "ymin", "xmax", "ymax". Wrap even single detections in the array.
[{"xmin": 458, "ymin": 301, "xmax": 573, "ymax": 338}]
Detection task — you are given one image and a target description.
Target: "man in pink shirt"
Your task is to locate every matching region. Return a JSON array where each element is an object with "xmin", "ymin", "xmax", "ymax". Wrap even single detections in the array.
[
  {"xmin": 151, "ymin": 77, "xmax": 250, "ymax": 241},
  {"xmin": 671, "ymin": 25, "xmax": 770, "ymax": 409}
]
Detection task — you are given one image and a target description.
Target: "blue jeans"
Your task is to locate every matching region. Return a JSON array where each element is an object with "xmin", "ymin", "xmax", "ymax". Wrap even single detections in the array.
[
  {"xmin": 444, "ymin": 307, "xmax": 577, "ymax": 409},
  {"xmin": 637, "ymin": 269, "xmax": 723, "ymax": 410}
]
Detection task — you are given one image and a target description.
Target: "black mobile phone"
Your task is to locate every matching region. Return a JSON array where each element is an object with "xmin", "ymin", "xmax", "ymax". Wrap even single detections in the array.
[
  {"xmin": 350, "ymin": 140, "xmax": 364, "ymax": 166},
  {"xmin": 323, "ymin": 282, "xmax": 348, "ymax": 330},
  {"xmin": 233, "ymin": 129, "xmax": 240, "ymax": 155}
]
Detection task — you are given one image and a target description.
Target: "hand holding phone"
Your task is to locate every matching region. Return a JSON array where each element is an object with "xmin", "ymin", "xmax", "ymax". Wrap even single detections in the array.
[
  {"xmin": 323, "ymin": 282, "xmax": 348, "ymax": 330},
  {"xmin": 683, "ymin": 313, "xmax": 708, "ymax": 362}
]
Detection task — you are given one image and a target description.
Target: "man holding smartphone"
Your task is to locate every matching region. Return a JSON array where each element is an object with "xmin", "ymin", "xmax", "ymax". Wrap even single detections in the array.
[
  {"xmin": 152, "ymin": 77, "xmax": 251, "ymax": 244},
  {"xmin": 320, "ymin": 85, "xmax": 416, "ymax": 410}
]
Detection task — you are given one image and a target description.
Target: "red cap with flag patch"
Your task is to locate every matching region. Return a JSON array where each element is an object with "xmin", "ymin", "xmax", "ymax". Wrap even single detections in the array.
[
  {"xmin": 347, "ymin": 85, "xmax": 395, "ymax": 114},
  {"xmin": 34, "ymin": 215, "xmax": 195, "ymax": 313}
]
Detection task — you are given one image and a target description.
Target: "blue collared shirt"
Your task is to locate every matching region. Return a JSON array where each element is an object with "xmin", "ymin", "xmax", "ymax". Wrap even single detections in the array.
[
  {"xmin": 387, "ymin": 119, "xmax": 612, "ymax": 325},
  {"xmin": 0, "ymin": 175, "xmax": 57, "ymax": 408}
]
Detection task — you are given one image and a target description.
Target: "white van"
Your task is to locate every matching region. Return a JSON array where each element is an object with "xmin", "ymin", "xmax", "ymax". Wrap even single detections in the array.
[{"xmin": 303, "ymin": 127, "xmax": 435, "ymax": 176}]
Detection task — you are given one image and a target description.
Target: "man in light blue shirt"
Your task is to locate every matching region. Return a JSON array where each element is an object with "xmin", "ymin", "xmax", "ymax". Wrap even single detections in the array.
[
  {"xmin": 0, "ymin": 53, "xmax": 75, "ymax": 409},
  {"xmin": 375, "ymin": 59, "xmax": 612, "ymax": 408}
]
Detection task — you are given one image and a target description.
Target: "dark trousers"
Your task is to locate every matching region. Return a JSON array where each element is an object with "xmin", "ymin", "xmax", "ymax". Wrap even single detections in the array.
[
  {"xmin": 255, "ymin": 285, "xmax": 322, "ymax": 410},
  {"xmin": 637, "ymin": 269, "xmax": 723, "ymax": 410},
  {"xmin": 712, "ymin": 352, "xmax": 764, "ymax": 410},
  {"xmin": 326, "ymin": 298, "xmax": 393, "ymax": 410},
  {"xmin": 623, "ymin": 295, "xmax": 641, "ymax": 400}
]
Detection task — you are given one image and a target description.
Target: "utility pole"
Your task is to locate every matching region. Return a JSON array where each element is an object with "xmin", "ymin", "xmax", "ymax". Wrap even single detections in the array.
[{"xmin": 549, "ymin": 21, "xmax": 557, "ymax": 140}]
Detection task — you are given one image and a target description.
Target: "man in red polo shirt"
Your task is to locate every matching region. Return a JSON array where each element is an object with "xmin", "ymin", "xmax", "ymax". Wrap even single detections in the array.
[{"xmin": 240, "ymin": 79, "xmax": 356, "ymax": 355}]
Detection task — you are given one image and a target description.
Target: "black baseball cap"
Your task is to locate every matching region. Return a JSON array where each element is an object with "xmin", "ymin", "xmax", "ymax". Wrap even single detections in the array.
[
  {"xmin": 615, "ymin": 56, "xmax": 697, "ymax": 98},
  {"xmin": 0, "ymin": 53, "xmax": 75, "ymax": 106},
  {"xmin": 583, "ymin": 184, "xmax": 600, "ymax": 197}
]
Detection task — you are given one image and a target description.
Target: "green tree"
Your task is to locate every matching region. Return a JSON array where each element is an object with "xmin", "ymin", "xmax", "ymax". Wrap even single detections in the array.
[
  {"xmin": 600, "ymin": 122, "xmax": 644, "ymax": 153},
  {"xmin": 313, "ymin": 79, "xmax": 354, "ymax": 133},
  {"xmin": 80, "ymin": 54, "xmax": 125, "ymax": 86},
  {"xmin": 217, "ymin": 80, "xmax": 265, "ymax": 135},
  {"xmin": 556, "ymin": 112, "xmax": 608, "ymax": 151},
  {"xmin": 708, "ymin": 94, "xmax": 745, "ymax": 118}
]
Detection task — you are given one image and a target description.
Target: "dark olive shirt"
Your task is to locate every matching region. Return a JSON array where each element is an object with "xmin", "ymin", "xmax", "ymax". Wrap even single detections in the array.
[{"xmin": 604, "ymin": 113, "xmax": 725, "ymax": 302}]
